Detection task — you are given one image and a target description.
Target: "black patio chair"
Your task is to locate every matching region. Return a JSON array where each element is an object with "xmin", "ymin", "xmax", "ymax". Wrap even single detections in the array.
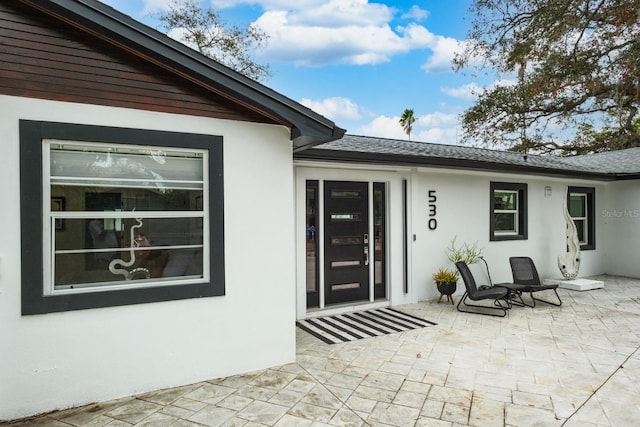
[
  {"xmin": 479, "ymin": 256, "xmax": 530, "ymax": 308},
  {"xmin": 509, "ymin": 257, "xmax": 562, "ymax": 308},
  {"xmin": 455, "ymin": 261, "xmax": 510, "ymax": 317}
]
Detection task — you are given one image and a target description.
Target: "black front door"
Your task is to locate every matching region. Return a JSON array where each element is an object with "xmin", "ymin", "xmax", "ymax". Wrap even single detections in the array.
[{"xmin": 324, "ymin": 181, "xmax": 369, "ymax": 305}]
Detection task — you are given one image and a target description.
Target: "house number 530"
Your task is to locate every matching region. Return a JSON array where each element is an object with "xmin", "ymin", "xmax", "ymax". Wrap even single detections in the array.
[{"xmin": 428, "ymin": 190, "xmax": 437, "ymax": 230}]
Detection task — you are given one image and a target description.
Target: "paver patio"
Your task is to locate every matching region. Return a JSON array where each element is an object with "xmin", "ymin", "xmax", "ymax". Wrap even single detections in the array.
[{"xmin": 4, "ymin": 275, "xmax": 640, "ymax": 426}]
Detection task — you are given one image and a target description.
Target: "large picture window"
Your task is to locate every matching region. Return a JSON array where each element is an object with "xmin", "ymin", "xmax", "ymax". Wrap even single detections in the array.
[
  {"xmin": 490, "ymin": 182, "xmax": 528, "ymax": 241},
  {"xmin": 21, "ymin": 121, "xmax": 224, "ymax": 314},
  {"xmin": 568, "ymin": 186, "xmax": 595, "ymax": 250}
]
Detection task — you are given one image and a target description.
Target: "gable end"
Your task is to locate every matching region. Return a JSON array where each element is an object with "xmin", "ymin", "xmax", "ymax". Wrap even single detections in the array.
[{"xmin": 0, "ymin": 1, "xmax": 282, "ymax": 125}]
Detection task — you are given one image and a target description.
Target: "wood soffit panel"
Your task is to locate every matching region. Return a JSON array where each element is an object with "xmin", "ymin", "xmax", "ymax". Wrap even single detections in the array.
[{"xmin": 5, "ymin": 1, "xmax": 286, "ymax": 126}]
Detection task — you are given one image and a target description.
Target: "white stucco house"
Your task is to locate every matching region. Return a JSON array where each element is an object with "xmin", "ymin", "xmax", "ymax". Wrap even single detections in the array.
[{"xmin": 1, "ymin": 0, "xmax": 639, "ymax": 421}]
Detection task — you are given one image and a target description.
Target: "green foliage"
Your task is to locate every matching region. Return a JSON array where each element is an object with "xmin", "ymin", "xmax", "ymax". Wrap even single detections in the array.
[
  {"xmin": 399, "ymin": 109, "xmax": 416, "ymax": 140},
  {"xmin": 445, "ymin": 237, "xmax": 483, "ymax": 265},
  {"xmin": 455, "ymin": 0, "xmax": 640, "ymax": 155},
  {"xmin": 432, "ymin": 268, "xmax": 459, "ymax": 283},
  {"xmin": 156, "ymin": 0, "xmax": 270, "ymax": 81},
  {"xmin": 433, "ymin": 237, "xmax": 483, "ymax": 285}
]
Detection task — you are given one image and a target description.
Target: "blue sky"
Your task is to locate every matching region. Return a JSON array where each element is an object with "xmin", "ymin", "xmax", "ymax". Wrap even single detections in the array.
[{"xmin": 100, "ymin": 0, "xmax": 492, "ymax": 144}]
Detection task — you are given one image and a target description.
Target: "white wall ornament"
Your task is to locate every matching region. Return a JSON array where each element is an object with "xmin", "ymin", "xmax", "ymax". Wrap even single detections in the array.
[
  {"xmin": 108, "ymin": 215, "xmax": 150, "ymax": 280},
  {"xmin": 558, "ymin": 194, "xmax": 580, "ymax": 279}
]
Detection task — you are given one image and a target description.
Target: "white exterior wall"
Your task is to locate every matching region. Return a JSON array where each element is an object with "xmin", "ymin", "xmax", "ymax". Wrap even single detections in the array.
[
  {"xmin": 604, "ymin": 180, "xmax": 640, "ymax": 278},
  {"xmin": 411, "ymin": 169, "xmax": 607, "ymax": 302},
  {"xmin": 295, "ymin": 163, "xmax": 608, "ymax": 314},
  {"xmin": 0, "ymin": 95, "xmax": 296, "ymax": 420}
]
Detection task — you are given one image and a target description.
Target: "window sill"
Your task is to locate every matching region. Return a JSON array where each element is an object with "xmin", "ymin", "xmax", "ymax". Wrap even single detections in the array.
[{"xmin": 490, "ymin": 234, "xmax": 528, "ymax": 242}]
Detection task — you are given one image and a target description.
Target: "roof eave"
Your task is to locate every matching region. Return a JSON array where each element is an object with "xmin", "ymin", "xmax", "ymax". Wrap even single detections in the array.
[
  {"xmin": 612, "ymin": 173, "xmax": 640, "ymax": 181},
  {"xmin": 20, "ymin": 0, "xmax": 343, "ymax": 150},
  {"xmin": 295, "ymin": 149, "xmax": 617, "ymax": 181},
  {"xmin": 292, "ymin": 126, "xmax": 346, "ymax": 153}
]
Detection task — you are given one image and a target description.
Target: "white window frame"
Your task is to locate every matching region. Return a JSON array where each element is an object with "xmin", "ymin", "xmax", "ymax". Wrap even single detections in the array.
[
  {"xmin": 490, "ymin": 181, "xmax": 527, "ymax": 241},
  {"xmin": 569, "ymin": 192, "xmax": 588, "ymax": 245},
  {"xmin": 42, "ymin": 139, "xmax": 210, "ymax": 296},
  {"xmin": 493, "ymin": 189, "xmax": 519, "ymax": 235}
]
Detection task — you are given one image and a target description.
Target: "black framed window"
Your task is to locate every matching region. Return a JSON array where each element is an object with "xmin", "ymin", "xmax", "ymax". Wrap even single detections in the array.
[
  {"xmin": 20, "ymin": 120, "xmax": 225, "ymax": 314},
  {"xmin": 568, "ymin": 186, "xmax": 595, "ymax": 250},
  {"xmin": 490, "ymin": 182, "xmax": 528, "ymax": 241}
]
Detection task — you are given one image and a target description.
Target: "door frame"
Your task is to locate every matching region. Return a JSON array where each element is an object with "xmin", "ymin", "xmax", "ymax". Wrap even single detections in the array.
[
  {"xmin": 296, "ymin": 167, "xmax": 403, "ymax": 317},
  {"xmin": 295, "ymin": 165, "xmax": 418, "ymax": 320}
]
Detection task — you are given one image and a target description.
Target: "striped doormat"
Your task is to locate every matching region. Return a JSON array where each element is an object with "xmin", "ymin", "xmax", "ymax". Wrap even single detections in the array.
[{"xmin": 296, "ymin": 307, "xmax": 436, "ymax": 344}]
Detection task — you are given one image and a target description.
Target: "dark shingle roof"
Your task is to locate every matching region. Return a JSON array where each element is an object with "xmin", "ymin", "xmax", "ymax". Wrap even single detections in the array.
[
  {"xmin": 295, "ymin": 135, "xmax": 640, "ymax": 180},
  {"xmin": 559, "ymin": 148, "xmax": 640, "ymax": 175}
]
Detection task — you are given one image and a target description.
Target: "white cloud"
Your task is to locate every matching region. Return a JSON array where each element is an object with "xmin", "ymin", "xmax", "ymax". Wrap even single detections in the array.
[
  {"xmin": 415, "ymin": 126, "xmax": 460, "ymax": 144},
  {"xmin": 444, "ymin": 38, "xmax": 493, "ymax": 74},
  {"xmin": 358, "ymin": 115, "xmax": 408, "ymax": 139},
  {"xmin": 254, "ymin": 9, "xmax": 435, "ymax": 66},
  {"xmin": 212, "ymin": 1, "xmax": 435, "ymax": 67},
  {"xmin": 141, "ymin": 0, "xmax": 173, "ymax": 13},
  {"xmin": 210, "ymin": 0, "xmax": 240, "ymax": 8},
  {"xmin": 142, "ymin": 0, "xmax": 458, "ymax": 70},
  {"xmin": 416, "ymin": 112, "xmax": 459, "ymax": 127},
  {"xmin": 401, "ymin": 5, "xmax": 429, "ymax": 21},
  {"xmin": 441, "ymin": 83, "xmax": 484, "ymax": 100},
  {"xmin": 299, "ymin": 97, "xmax": 362, "ymax": 121},
  {"xmin": 398, "ymin": 23, "xmax": 436, "ymax": 46},
  {"xmin": 357, "ymin": 111, "xmax": 461, "ymax": 144},
  {"xmin": 442, "ymin": 77, "xmax": 519, "ymax": 100},
  {"xmin": 420, "ymin": 35, "xmax": 462, "ymax": 73},
  {"xmin": 492, "ymin": 77, "xmax": 518, "ymax": 87},
  {"xmin": 286, "ymin": 0, "xmax": 393, "ymax": 27},
  {"xmin": 166, "ymin": 27, "xmax": 198, "ymax": 49},
  {"xmin": 211, "ymin": 0, "xmax": 325, "ymax": 8}
]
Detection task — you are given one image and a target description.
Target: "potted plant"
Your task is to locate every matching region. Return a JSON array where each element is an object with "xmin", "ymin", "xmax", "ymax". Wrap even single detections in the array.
[
  {"xmin": 433, "ymin": 237, "xmax": 483, "ymax": 303},
  {"xmin": 433, "ymin": 267, "xmax": 459, "ymax": 302}
]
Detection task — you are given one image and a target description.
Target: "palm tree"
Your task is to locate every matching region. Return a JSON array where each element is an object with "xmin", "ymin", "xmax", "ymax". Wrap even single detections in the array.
[{"xmin": 399, "ymin": 109, "xmax": 416, "ymax": 140}]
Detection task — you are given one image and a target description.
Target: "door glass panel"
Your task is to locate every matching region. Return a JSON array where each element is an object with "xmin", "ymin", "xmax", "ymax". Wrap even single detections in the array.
[
  {"xmin": 374, "ymin": 182, "xmax": 386, "ymax": 291},
  {"xmin": 331, "ymin": 283, "xmax": 360, "ymax": 290},
  {"xmin": 331, "ymin": 213, "xmax": 361, "ymax": 221},
  {"xmin": 331, "ymin": 190, "xmax": 360, "ymax": 198},
  {"xmin": 331, "ymin": 260, "xmax": 361, "ymax": 268},
  {"xmin": 306, "ymin": 181, "xmax": 319, "ymax": 305},
  {"xmin": 330, "ymin": 236, "xmax": 362, "ymax": 245}
]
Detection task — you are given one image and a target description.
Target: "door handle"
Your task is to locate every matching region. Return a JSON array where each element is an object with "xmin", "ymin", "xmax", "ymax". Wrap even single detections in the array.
[{"xmin": 364, "ymin": 233, "xmax": 369, "ymax": 266}]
